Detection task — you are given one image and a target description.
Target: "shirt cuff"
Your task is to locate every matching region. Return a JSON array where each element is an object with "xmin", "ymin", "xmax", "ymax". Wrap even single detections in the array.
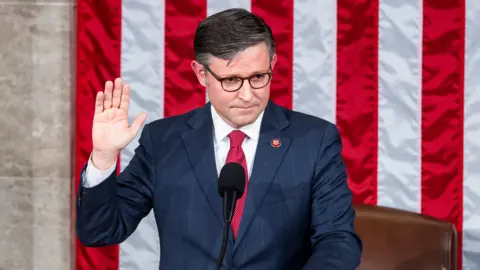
[{"xmin": 83, "ymin": 153, "xmax": 117, "ymax": 188}]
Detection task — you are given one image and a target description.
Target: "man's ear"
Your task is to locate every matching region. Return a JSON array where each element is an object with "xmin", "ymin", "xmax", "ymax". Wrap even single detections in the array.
[
  {"xmin": 270, "ymin": 54, "xmax": 277, "ymax": 70},
  {"xmin": 191, "ymin": 60, "xmax": 207, "ymax": 87}
]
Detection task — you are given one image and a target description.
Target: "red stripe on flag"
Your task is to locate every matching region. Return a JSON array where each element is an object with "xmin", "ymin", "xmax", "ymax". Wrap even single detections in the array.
[
  {"xmin": 251, "ymin": 0, "xmax": 294, "ymax": 109},
  {"xmin": 421, "ymin": 0, "xmax": 465, "ymax": 268},
  {"xmin": 74, "ymin": 0, "xmax": 121, "ymax": 269},
  {"xmin": 164, "ymin": 0, "xmax": 207, "ymax": 117},
  {"xmin": 336, "ymin": 0, "xmax": 379, "ymax": 205}
]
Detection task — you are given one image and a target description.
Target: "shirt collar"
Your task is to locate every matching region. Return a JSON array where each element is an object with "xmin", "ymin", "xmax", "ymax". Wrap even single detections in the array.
[{"xmin": 210, "ymin": 105, "xmax": 264, "ymax": 142}]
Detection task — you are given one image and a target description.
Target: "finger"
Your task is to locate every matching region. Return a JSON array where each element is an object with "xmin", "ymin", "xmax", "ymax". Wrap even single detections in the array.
[
  {"xmin": 120, "ymin": 84, "xmax": 130, "ymax": 112},
  {"xmin": 104, "ymin": 81, "xmax": 113, "ymax": 108},
  {"xmin": 94, "ymin": 91, "xmax": 104, "ymax": 114},
  {"xmin": 131, "ymin": 112, "xmax": 147, "ymax": 137},
  {"xmin": 112, "ymin": 78, "xmax": 123, "ymax": 108}
]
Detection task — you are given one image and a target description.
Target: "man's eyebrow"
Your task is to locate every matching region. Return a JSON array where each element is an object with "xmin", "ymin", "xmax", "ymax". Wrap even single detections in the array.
[{"xmin": 218, "ymin": 69, "xmax": 270, "ymax": 78}]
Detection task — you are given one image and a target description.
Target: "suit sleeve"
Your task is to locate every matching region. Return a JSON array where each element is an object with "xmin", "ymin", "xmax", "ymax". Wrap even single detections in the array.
[
  {"xmin": 76, "ymin": 123, "xmax": 155, "ymax": 247},
  {"xmin": 303, "ymin": 123, "xmax": 363, "ymax": 270}
]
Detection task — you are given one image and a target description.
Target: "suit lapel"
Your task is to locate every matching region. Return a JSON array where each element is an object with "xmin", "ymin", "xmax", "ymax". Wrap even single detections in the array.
[
  {"xmin": 181, "ymin": 104, "xmax": 223, "ymax": 226},
  {"xmin": 233, "ymin": 101, "xmax": 291, "ymax": 251}
]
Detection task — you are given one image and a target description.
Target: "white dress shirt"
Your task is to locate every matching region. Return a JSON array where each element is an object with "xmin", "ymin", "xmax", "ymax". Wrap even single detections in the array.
[{"xmin": 83, "ymin": 106, "xmax": 263, "ymax": 187}]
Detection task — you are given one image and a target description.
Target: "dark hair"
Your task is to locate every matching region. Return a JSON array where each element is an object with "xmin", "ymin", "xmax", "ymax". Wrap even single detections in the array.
[{"xmin": 193, "ymin": 8, "xmax": 276, "ymax": 66}]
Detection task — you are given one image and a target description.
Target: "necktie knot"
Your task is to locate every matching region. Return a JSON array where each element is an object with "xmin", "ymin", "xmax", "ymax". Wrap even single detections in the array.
[{"xmin": 229, "ymin": 130, "xmax": 246, "ymax": 148}]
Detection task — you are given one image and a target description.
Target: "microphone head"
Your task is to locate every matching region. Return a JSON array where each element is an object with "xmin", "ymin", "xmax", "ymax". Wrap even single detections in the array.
[{"xmin": 218, "ymin": 162, "xmax": 245, "ymax": 199}]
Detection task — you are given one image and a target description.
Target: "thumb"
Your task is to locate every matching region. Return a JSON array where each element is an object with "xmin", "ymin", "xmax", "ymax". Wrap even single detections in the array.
[{"xmin": 130, "ymin": 112, "xmax": 147, "ymax": 137}]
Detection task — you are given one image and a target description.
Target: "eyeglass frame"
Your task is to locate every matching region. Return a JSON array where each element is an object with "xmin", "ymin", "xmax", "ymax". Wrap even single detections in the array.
[{"xmin": 203, "ymin": 64, "xmax": 273, "ymax": 92}]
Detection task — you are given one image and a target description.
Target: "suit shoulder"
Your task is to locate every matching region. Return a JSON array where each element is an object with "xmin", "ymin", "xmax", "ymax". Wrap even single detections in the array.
[
  {"xmin": 280, "ymin": 106, "xmax": 338, "ymax": 133},
  {"xmin": 145, "ymin": 107, "xmax": 198, "ymax": 132},
  {"xmin": 140, "ymin": 107, "xmax": 206, "ymax": 145}
]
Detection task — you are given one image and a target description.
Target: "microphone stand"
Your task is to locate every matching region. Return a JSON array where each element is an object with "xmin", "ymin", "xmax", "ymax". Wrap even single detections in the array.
[{"xmin": 216, "ymin": 190, "xmax": 238, "ymax": 270}]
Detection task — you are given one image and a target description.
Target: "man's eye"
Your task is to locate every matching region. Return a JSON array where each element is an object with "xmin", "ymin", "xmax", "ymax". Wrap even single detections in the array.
[
  {"xmin": 252, "ymin": 74, "xmax": 266, "ymax": 80},
  {"xmin": 224, "ymin": 77, "xmax": 240, "ymax": 82}
]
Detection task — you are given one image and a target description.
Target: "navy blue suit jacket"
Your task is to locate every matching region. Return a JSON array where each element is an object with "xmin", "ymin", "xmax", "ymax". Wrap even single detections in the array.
[{"xmin": 76, "ymin": 100, "xmax": 362, "ymax": 269}]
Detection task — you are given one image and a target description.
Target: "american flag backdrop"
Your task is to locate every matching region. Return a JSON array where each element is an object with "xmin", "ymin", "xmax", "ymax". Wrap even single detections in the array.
[{"xmin": 74, "ymin": 0, "xmax": 480, "ymax": 269}]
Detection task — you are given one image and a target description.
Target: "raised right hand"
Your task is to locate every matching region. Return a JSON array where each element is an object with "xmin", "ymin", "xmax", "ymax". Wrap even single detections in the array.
[{"xmin": 91, "ymin": 78, "xmax": 147, "ymax": 169}]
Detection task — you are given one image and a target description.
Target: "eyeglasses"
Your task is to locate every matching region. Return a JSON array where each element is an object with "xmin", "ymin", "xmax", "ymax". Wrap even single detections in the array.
[{"xmin": 204, "ymin": 65, "xmax": 273, "ymax": 92}]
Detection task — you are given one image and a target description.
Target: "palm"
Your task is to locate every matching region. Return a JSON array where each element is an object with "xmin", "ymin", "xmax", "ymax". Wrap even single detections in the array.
[{"xmin": 92, "ymin": 78, "xmax": 146, "ymax": 153}]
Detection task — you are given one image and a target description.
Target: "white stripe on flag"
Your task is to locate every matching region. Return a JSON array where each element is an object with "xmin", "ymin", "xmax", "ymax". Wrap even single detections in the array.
[
  {"xmin": 207, "ymin": 0, "xmax": 251, "ymax": 16},
  {"xmin": 292, "ymin": 0, "xmax": 337, "ymax": 123},
  {"xmin": 376, "ymin": 0, "xmax": 422, "ymax": 212},
  {"xmin": 119, "ymin": 0, "xmax": 165, "ymax": 269},
  {"xmin": 463, "ymin": 0, "xmax": 480, "ymax": 268}
]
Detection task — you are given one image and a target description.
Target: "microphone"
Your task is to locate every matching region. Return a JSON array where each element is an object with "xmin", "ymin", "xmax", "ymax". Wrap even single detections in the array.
[{"xmin": 216, "ymin": 162, "xmax": 245, "ymax": 270}]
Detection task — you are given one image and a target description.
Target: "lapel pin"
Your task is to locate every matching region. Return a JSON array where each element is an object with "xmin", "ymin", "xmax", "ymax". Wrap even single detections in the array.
[{"xmin": 271, "ymin": 138, "xmax": 281, "ymax": 148}]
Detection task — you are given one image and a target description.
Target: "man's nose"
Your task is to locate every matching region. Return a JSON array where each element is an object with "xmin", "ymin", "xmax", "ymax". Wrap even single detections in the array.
[{"xmin": 237, "ymin": 81, "xmax": 254, "ymax": 101}]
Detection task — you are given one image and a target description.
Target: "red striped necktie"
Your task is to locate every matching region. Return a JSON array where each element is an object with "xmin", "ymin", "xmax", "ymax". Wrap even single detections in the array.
[{"xmin": 225, "ymin": 130, "xmax": 248, "ymax": 239}]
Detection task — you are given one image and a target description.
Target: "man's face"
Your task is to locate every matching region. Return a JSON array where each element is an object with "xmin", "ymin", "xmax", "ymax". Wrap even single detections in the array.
[{"xmin": 192, "ymin": 42, "xmax": 276, "ymax": 128}]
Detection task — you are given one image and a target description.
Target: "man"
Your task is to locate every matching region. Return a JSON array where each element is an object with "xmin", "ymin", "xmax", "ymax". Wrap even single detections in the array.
[{"xmin": 76, "ymin": 8, "xmax": 362, "ymax": 269}]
